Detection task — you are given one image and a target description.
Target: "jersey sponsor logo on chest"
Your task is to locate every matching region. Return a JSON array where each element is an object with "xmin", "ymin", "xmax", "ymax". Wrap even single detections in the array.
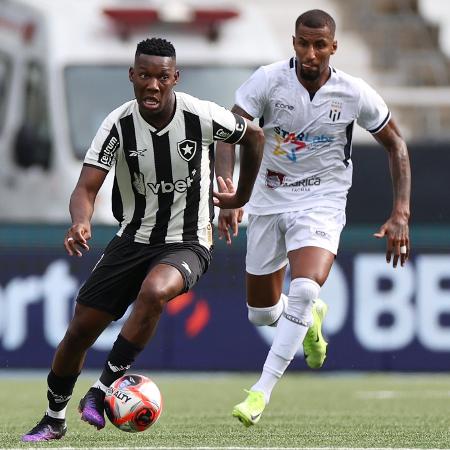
[
  {"xmin": 265, "ymin": 169, "xmax": 321, "ymax": 190},
  {"xmin": 275, "ymin": 102, "xmax": 295, "ymax": 111},
  {"xmin": 273, "ymin": 126, "xmax": 334, "ymax": 162},
  {"xmin": 148, "ymin": 175, "xmax": 194, "ymax": 194},
  {"xmin": 177, "ymin": 139, "xmax": 197, "ymax": 162},
  {"xmin": 131, "ymin": 170, "xmax": 197, "ymax": 196}
]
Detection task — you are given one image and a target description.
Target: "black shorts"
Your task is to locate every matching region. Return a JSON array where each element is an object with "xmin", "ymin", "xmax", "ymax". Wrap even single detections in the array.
[{"xmin": 76, "ymin": 234, "xmax": 212, "ymax": 320}]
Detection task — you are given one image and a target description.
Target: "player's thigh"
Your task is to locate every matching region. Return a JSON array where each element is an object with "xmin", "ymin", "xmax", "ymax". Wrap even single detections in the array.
[
  {"xmin": 246, "ymin": 267, "xmax": 286, "ymax": 307},
  {"xmin": 288, "ymin": 247, "xmax": 334, "ymax": 286},
  {"xmin": 285, "ymin": 207, "xmax": 345, "ymax": 285},
  {"xmin": 76, "ymin": 235, "xmax": 153, "ymax": 320},
  {"xmin": 141, "ymin": 242, "xmax": 212, "ymax": 302},
  {"xmin": 246, "ymin": 214, "xmax": 288, "ymax": 276}
]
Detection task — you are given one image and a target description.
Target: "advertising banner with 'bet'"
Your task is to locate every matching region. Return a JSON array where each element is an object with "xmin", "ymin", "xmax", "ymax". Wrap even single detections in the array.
[{"xmin": 0, "ymin": 224, "xmax": 449, "ymax": 371}]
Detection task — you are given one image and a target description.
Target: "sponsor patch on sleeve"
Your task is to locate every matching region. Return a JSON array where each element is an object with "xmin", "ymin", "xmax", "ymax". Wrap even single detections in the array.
[
  {"xmin": 212, "ymin": 114, "xmax": 247, "ymax": 145},
  {"xmin": 98, "ymin": 124, "xmax": 120, "ymax": 167}
]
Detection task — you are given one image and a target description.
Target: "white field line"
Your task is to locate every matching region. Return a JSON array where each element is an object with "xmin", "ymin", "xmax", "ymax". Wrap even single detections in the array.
[
  {"xmin": 355, "ymin": 389, "xmax": 450, "ymax": 399},
  {"xmin": 3, "ymin": 447, "xmax": 448, "ymax": 450}
]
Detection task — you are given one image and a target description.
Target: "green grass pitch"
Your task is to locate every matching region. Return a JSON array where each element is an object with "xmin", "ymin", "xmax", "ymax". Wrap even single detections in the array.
[{"xmin": 1, "ymin": 372, "xmax": 450, "ymax": 448}]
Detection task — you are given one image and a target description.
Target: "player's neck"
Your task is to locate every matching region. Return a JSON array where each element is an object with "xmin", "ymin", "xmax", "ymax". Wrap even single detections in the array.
[
  {"xmin": 297, "ymin": 66, "xmax": 331, "ymax": 97},
  {"xmin": 139, "ymin": 92, "xmax": 177, "ymax": 130}
]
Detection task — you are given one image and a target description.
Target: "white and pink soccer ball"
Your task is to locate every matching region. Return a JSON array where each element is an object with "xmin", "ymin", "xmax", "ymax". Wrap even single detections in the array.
[{"xmin": 104, "ymin": 374, "xmax": 163, "ymax": 432}]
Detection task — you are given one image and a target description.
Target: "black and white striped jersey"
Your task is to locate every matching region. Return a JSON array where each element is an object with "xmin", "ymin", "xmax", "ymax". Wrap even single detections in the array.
[{"xmin": 84, "ymin": 91, "xmax": 247, "ymax": 248}]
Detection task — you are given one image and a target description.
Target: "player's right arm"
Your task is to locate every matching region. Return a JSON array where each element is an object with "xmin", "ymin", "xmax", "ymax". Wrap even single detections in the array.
[
  {"xmin": 215, "ymin": 105, "xmax": 255, "ymax": 244},
  {"xmin": 65, "ymin": 166, "xmax": 108, "ymax": 257},
  {"xmin": 65, "ymin": 112, "xmax": 119, "ymax": 257}
]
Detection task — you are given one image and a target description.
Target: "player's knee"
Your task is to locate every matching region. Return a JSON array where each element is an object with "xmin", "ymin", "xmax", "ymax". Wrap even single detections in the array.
[
  {"xmin": 247, "ymin": 294, "xmax": 287, "ymax": 326},
  {"xmin": 136, "ymin": 284, "xmax": 168, "ymax": 317},
  {"xmin": 63, "ymin": 325, "xmax": 97, "ymax": 350},
  {"xmin": 286, "ymin": 277, "xmax": 320, "ymax": 321}
]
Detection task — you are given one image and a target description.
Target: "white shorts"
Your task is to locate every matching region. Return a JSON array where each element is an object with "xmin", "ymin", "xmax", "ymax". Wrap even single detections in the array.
[{"xmin": 245, "ymin": 207, "xmax": 346, "ymax": 275}]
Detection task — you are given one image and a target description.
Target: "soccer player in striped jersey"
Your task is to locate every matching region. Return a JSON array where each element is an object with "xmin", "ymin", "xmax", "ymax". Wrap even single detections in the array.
[
  {"xmin": 216, "ymin": 9, "xmax": 411, "ymax": 427},
  {"xmin": 22, "ymin": 37, "xmax": 263, "ymax": 442}
]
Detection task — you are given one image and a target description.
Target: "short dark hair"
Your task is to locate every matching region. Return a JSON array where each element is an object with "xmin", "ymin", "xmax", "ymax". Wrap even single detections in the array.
[
  {"xmin": 135, "ymin": 38, "xmax": 176, "ymax": 58},
  {"xmin": 295, "ymin": 10, "xmax": 336, "ymax": 37}
]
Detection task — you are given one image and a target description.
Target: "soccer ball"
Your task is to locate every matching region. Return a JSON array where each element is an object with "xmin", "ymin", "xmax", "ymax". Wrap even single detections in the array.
[{"xmin": 104, "ymin": 374, "xmax": 163, "ymax": 432}]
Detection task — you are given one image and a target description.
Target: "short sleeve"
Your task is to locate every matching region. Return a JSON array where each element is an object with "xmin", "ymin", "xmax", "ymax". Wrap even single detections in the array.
[
  {"xmin": 206, "ymin": 102, "xmax": 248, "ymax": 144},
  {"xmin": 83, "ymin": 115, "xmax": 120, "ymax": 172},
  {"xmin": 356, "ymin": 78, "xmax": 391, "ymax": 134},
  {"xmin": 235, "ymin": 66, "xmax": 267, "ymax": 119}
]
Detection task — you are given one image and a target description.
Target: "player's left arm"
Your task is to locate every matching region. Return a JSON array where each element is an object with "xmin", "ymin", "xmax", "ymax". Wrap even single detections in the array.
[
  {"xmin": 215, "ymin": 105, "xmax": 255, "ymax": 244},
  {"xmin": 214, "ymin": 118, "xmax": 264, "ymax": 209},
  {"xmin": 372, "ymin": 117, "xmax": 411, "ymax": 268}
]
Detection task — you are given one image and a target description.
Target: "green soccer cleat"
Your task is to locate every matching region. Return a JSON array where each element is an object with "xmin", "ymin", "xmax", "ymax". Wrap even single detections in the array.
[
  {"xmin": 303, "ymin": 298, "xmax": 328, "ymax": 369},
  {"xmin": 232, "ymin": 390, "xmax": 266, "ymax": 427}
]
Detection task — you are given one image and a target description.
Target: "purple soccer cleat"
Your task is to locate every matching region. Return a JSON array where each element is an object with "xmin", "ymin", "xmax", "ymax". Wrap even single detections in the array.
[
  {"xmin": 78, "ymin": 387, "xmax": 106, "ymax": 429},
  {"xmin": 22, "ymin": 414, "xmax": 67, "ymax": 442}
]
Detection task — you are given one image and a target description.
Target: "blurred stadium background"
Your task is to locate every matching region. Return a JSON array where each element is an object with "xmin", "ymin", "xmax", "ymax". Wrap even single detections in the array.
[{"xmin": 0, "ymin": 0, "xmax": 450, "ymax": 378}]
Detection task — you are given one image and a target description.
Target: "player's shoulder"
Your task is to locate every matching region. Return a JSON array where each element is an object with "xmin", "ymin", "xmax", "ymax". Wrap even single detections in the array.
[
  {"xmin": 105, "ymin": 99, "xmax": 137, "ymax": 124},
  {"xmin": 259, "ymin": 58, "xmax": 293, "ymax": 78},
  {"xmin": 331, "ymin": 67, "xmax": 376, "ymax": 96},
  {"xmin": 176, "ymin": 91, "xmax": 228, "ymax": 118}
]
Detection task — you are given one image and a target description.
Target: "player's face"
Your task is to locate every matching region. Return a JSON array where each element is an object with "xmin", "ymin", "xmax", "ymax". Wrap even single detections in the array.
[
  {"xmin": 129, "ymin": 54, "xmax": 179, "ymax": 123},
  {"xmin": 293, "ymin": 25, "xmax": 337, "ymax": 82}
]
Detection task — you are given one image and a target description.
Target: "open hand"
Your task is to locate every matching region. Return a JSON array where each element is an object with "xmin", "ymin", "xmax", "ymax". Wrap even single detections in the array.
[{"xmin": 374, "ymin": 215, "xmax": 410, "ymax": 268}]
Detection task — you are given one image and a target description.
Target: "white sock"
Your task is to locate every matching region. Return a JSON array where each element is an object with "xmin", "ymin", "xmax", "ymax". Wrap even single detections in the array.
[
  {"xmin": 247, "ymin": 293, "xmax": 288, "ymax": 327},
  {"xmin": 92, "ymin": 379, "xmax": 109, "ymax": 393},
  {"xmin": 251, "ymin": 278, "xmax": 319, "ymax": 403},
  {"xmin": 47, "ymin": 406, "xmax": 67, "ymax": 420}
]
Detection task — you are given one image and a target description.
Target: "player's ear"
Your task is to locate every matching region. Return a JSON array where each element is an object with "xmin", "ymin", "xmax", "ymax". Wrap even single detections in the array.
[
  {"xmin": 331, "ymin": 40, "xmax": 337, "ymax": 55},
  {"xmin": 129, "ymin": 67, "xmax": 134, "ymax": 82},
  {"xmin": 174, "ymin": 69, "xmax": 180, "ymax": 85}
]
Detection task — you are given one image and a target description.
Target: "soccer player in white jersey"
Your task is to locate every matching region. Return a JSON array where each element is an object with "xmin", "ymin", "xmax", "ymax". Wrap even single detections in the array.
[
  {"xmin": 22, "ymin": 38, "xmax": 263, "ymax": 442},
  {"xmin": 215, "ymin": 9, "xmax": 411, "ymax": 427}
]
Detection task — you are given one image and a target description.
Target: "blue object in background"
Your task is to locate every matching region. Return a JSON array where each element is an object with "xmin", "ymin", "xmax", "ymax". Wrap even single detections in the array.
[{"xmin": 1, "ymin": 224, "xmax": 450, "ymax": 371}]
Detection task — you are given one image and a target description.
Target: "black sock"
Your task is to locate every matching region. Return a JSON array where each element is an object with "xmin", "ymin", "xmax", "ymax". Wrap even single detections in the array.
[
  {"xmin": 99, "ymin": 334, "xmax": 143, "ymax": 387},
  {"xmin": 47, "ymin": 370, "xmax": 79, "ymax": 412}
]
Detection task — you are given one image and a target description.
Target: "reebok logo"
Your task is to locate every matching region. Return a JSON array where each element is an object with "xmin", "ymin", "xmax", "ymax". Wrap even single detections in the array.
[{"xmin": 129, "ymin": 148, "xmax": 147, "ymax": 157}]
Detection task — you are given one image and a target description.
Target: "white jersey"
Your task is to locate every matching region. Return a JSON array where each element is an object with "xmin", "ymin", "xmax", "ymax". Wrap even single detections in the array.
[
  {"xmin": 84, "ymin": 92, "xmax": 247, "ymax": 248},
  {"xmin": 235, "ymin": 57, "xmax": 390, "ymax": 215}
]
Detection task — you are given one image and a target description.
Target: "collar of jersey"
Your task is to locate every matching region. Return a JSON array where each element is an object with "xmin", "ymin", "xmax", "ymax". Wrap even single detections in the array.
[
  {"xmin": 291, "ymin": 59, "xmax": 335, "ymax": 101},
  {"xmin": 135, "ymin": 93, "xmax": 181, "ymax": 136}
]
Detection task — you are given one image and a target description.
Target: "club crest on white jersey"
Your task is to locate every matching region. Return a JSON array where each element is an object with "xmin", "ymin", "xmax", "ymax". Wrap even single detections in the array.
[{"xmin": 177, "ymin": 139, "xmax": 197, "ymax": 162}]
